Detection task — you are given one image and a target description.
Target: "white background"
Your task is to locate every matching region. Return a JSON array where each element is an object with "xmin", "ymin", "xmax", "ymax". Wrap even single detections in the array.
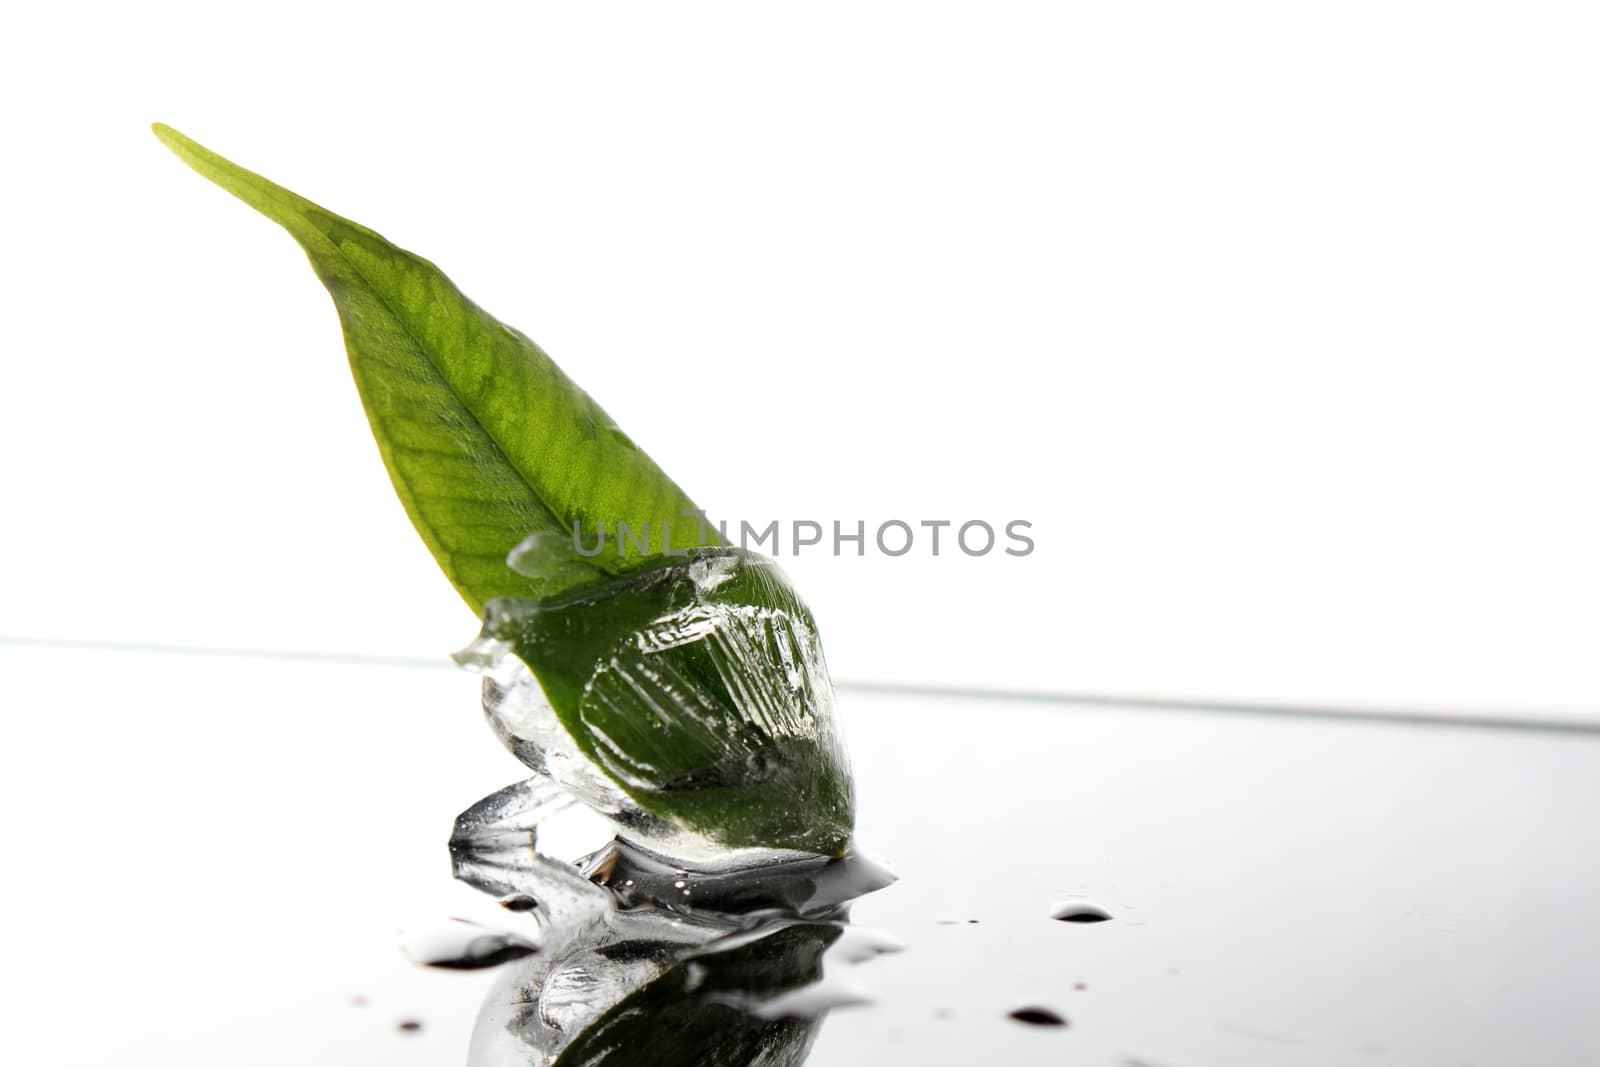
[{"xmin": 3, "ymin": 1, "xmax": 1598, "ymax": 719}]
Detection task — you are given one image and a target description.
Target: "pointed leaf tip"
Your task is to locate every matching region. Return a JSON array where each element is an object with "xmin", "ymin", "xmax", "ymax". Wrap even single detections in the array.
[
  {"xmin": 153, "ymin": 128, "xmax": 718, "ymax": 615},
  {"xmin": 150, "ymin": 122, "xmax": 190, "ymax": 155}
]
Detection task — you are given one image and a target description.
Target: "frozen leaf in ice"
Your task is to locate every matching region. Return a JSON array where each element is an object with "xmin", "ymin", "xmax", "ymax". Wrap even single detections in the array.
[
  {"xmin": 464, "ymin": 549, "xmax": 854, "ymax": 860},
  {"xmin": 154, "ymin": 126, "xmax": 855, "ymax": 865}
]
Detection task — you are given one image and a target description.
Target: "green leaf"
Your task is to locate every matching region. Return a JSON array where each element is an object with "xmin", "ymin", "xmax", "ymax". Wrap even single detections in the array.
[
  {"xmin": 151, "ymin": 123, "xmax": 717, "ymax": 615},
  {"xmin": 155, "ymin": 125, "xmax": 852, "ymax": 857}
]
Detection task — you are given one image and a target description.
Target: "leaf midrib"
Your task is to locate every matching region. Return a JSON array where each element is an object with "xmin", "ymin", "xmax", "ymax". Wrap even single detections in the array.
[{"xmin": 271, "ymin": 186, "xmax": 596, "ymax": 598}]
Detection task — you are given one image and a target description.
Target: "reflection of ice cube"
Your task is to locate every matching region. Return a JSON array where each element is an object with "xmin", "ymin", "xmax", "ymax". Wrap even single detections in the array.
[
  {"xmin": 448, "ymin": 777, "xmax": 615, "ymax": 933},
  {"xmin": 448, "ymin": 774, "xmax": 897, "ymax": 1067},
  {"xmin": 455, "ymin": 550, "xmax": 855, "ymax": 864},
  {"xmin": 467, "ymin": 914, "xmax": 841, "ymax": 1067},
  {"xmin": 536, "ymin": 948, "xmax": 665, "ymax": 1035}
]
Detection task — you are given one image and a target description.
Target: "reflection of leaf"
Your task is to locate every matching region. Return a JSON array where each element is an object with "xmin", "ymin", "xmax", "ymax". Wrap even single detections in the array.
[
  {"xmin": 152, "ymin": 124, "xmax": 716, "ymax": 613},
  {"xmin": 552, "ymin": 923, "xmax": 840, "ymax": 1067}
]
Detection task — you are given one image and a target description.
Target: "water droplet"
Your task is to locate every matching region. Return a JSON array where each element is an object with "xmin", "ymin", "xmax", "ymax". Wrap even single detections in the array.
[
  {"xmin": 401, "ymin": 919, "xmax": 537, "ymax": 970},
  {"xmin": 829, "ymin": 926, "xmax": 906, "ymax": 963},
  {"xmin": 506, "ymin": 529, "xmax": 599, "ymax": 587},
  {"xmin": 1051, "ymin": 901, "xmax": 1112, "ymax": 923},
  {"xmin": 687, "ymin": 554, "xmax": 738, "ymax": 594},
  {"xmin": 750, "ymin": 974, "xmax": 875, "ymax": 1019},
  {"xmin": 1008, "ymin": 1005, "xmax": 1068, "ymax": 1027}
]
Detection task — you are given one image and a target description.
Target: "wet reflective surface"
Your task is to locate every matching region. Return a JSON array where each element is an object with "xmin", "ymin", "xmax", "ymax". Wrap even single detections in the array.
[{"xmin": 8, "ymin": 643, "xmax": 1599, "ymax": 1065}]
